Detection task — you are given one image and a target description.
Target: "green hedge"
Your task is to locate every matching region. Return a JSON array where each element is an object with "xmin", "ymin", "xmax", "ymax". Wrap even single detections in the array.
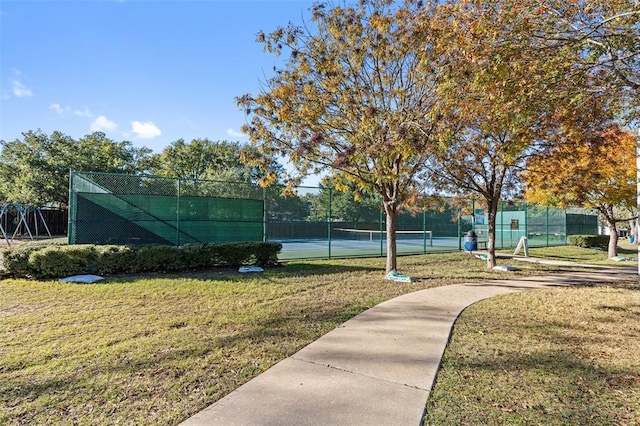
[
  {"xmin": 568, "ymin": 234, "xmax": 610, "ymax": 249},
  {"xmin": 2, "ymin": 242, "xmax": 282, "ymax": 279}
]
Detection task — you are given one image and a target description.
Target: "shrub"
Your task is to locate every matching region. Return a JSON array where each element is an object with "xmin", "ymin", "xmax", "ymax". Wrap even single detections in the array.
[
  {"xmin": 212, "ymin": 242, "xmax": 282, "ymax": 267},
  {"xmin": 134, "ymin": 245, "xmax": 185, "ymax": 273},
  {"xmin": 254, "ymin": 242, "xmax": 282, "ymax": 266},
  {"xmin": 95, "ymin": 245, "xmax": 137, "ymax": 275},
  {"xmin": 568, "ymin": 234, "xmax": 610, "ymax": 249},
  {"xmin": 3, "ymin": 246, "xmax": 36, "ymax": 276},
  {"xmin": 2, "ymin": 238, "xmax": 67, "ymax": 276},
  {"xmin": 2, "ymin": 241, "xmax": 282, "ymax": 279},
  {"xmin": 216, "ymin": 242, "xmax": 256, "ymax": 267},
  {"xmin": 28, "ymin": 245, "xmax": 98, "ymax": 278}
]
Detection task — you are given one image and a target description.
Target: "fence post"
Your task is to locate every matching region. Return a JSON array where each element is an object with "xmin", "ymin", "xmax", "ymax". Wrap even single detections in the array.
[
  {"xmin": 423, "ymin": 209, "xmax": 427, "ymax": 253},
  {"xmin": 564, "ymin": 208, "xmax": 568, "ymax": 245},
  {"xmin": 68, "ymin": 169, "xmax": 74, "ymax": 245},
  {"xmin": 379, "ymin": 205, "xmax": 384, "ymax": 256},
  {"xmin": 500, "ymin": 201, "xmax": 504, "ymax": 250},
  {"xmin": 546, "ymin": 206, "xmax": 550, "ymax": 247},
  {"xmin": 458, "ymin": 208, "xmax": 462, "ymax": 251},
  {"xmin": 176, "ymin": 178, "xmax": 181, "ymax": 247},
  {"xmin": 262, "ymin": 187, "xmax": 267, "ymax": 242},
  {"xmin": 327, "ymin": 187, "xmax": 332, "ymax": 259},
  {"xmin": 524, "ymin": 203, "xmax": 528, "ymax": 242}
]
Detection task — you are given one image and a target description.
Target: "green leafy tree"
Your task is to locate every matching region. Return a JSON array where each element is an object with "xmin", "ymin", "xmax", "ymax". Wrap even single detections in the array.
[
  {"xmin": 0, "ymin": 130, "xmax": 152, "ymax": 207},
  {"xmin": 237, "ymin": 0, "xmax": 448, "ymax": 273},
  {"xmin": 265, "ymin": 188, "xmax": 311, "ymax": 222},
  {"xmin": 151, "ymin": 138, "xmax": 282, "ymax": 183},
  {"xmin": 74, "ymin": 132, "xmax": 153, "ymax": 174},
  {"xmin": 307, "ymin": 181, "xmax": 381, "ymax": 226},
  {"xmin": 0, "ymin": 130, "xmax": 65, "ymax": 207}
]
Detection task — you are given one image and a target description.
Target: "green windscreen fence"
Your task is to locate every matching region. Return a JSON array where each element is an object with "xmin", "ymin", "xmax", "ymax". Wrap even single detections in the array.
[
  {"xmin": 566, "ymin": 208, "xmax": 599, "ymax": 235},
  {"xmin": 69, "ymin": 171, "xmax": 599, "ymax": 259},
  {"xmin": 69, "ymin": 172, "xmax": 264, "ymax": 245}
]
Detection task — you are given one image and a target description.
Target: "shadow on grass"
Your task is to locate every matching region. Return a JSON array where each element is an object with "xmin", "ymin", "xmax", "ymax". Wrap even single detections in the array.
[
  {"xmin": 432, "ymin": 348, "xmax": 639, "ymax": 425},
  {"xmin": 0, "ymin": 296, "xmax": 369, "ymax": 409},
  {"xmin": 104, "ymin": 262, "xmax": 385, "ymax": 284}
]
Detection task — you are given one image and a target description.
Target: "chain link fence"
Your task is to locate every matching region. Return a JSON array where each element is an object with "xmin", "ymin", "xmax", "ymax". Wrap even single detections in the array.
[
  {"xmin": 69, "ymin": 171, "xmax": 599, "ymax": 260},
  {"xmin": 69, "ymin": 172, "xmax": 264, "ymax": 245}
]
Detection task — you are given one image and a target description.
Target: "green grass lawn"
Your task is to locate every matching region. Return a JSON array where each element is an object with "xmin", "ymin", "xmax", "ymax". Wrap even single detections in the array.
[
  {"xmin": 1, "ymin": 247, "xmax": 637, "ymax": 424},
  {"xmin": 522, "ymin": 239, "xmax": 639, "ymax": 266},
  {"xmin": 425, "ymin": 285, "xmax": 640, "ymax": 425}
]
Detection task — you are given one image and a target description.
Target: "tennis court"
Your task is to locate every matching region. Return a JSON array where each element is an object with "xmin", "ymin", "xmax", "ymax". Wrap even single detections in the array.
[
  {"xmin": 275, "ymin": 229, "xmax": 459, "ymax": 260},
  {"xmin": 274, "ymin": 227, "xmax": 573, "ymax": 260}
]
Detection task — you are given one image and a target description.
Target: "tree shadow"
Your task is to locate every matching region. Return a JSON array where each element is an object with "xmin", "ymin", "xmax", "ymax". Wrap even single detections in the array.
[
  {"xmin": 435, "ymin": 346, "xmax": 639, "ymax": 424},
  {"xmin": 103, "ymin": 262, "xmax": 385, "ymax": 284}
]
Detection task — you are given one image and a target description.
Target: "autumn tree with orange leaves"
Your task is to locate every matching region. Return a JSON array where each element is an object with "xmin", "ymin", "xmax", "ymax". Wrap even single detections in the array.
[
  {"xmin": 237, "ymin": 0, "xmax": 450, "ymax": 274},
  {"xmin": 237, "ymin": 0, "xmax": 636, "ymax": 271},
  {"xmin": 418, "ymin": 0, "xmax": 599, "ymax": 269},
  {"xmin": 524, "ymin": 125, "xmax": 637, "ymax": 258}
]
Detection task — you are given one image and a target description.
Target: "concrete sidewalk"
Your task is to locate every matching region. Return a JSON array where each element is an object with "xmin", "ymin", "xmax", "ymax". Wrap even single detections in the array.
[{"xmin": 180, "ymin": 266, "xmax": 635, "ymax": 426}]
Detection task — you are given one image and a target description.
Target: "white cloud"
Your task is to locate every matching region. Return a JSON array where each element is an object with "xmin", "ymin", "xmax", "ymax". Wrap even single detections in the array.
[
  {"xmin": 131, "ymin": 121, "xmax": 161, "ymax": 139},
  {"xmin": 226, "ymin": 128, "xmax": 247, "ymax": 138},
  {"xmin": 90, "ymin": 115, "xmax": 118, "ymax": 132},
  {"xmin": 5, "ymin": 70, "xmax": 34, "ymax": 99},
  {"xmin": 12, "ymin": 80, "xmax": 32, "ymax": 98},
  {"xmin": 74, "ymin": 108, "xmax": 93, "ymax": 117},
  {"xmin": 50, "ymin": 103, "xmax": 70, "ymax": 115}
]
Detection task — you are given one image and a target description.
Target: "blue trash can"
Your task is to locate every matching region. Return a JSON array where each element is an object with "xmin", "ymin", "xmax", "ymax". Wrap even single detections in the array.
[{"xmin": 464, "ymin": 230, "xmax": 478, "ymax": 251}]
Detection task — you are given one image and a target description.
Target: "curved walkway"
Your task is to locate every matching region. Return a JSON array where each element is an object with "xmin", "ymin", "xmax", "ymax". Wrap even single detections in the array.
[{"xmin": 180, "ymin": 263, "xmax": 635, "ymax": 426}]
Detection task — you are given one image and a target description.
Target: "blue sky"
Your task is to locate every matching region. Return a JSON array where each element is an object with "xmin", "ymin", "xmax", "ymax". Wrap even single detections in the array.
[{"xmin": 0, "ymin": 0, "xmax": 317, "ymax": 155}]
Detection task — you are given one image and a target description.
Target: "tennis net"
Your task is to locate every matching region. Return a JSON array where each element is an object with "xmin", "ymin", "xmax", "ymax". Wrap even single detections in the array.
[{"xmin": 333, "ymin": 228, "xmax": 433, "ymax": 246}]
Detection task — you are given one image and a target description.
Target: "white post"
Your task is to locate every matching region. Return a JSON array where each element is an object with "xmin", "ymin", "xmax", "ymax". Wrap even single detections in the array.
[{"xmin": 637, "ymin": 128, "xmax": 639, "ymax": 276}]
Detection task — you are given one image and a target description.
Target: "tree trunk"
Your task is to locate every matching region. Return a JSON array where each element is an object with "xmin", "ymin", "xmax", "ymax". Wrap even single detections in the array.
[
  {"xmin": 485, "ymin": 198, "xmax": 499, "ymax": 269},
  {"xmin": 383, "ymin": 202, "xmax": 397, "ymax": 274},
  {"xmin": 599, "ymin": 205, "xmax": 620, "ymax": 259},
  {"xmin": 607, "ymin": 221, "xmax": 619, "ymax": 259}
]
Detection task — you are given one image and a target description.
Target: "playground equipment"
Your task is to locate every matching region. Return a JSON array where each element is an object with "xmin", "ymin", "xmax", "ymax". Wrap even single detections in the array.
[{"xmin": 0, "ymin": 202, "xmax": 53, "ymax": 247}]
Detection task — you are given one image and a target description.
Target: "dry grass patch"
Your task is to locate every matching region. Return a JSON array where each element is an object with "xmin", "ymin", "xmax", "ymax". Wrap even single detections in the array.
[
  {"xmin": 0, "ymin": 252, "xmax": 573, "ymax": 424},
  {"xmin": 425, "ymin": 281, "xmax": 640, "ymax": 425}
]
